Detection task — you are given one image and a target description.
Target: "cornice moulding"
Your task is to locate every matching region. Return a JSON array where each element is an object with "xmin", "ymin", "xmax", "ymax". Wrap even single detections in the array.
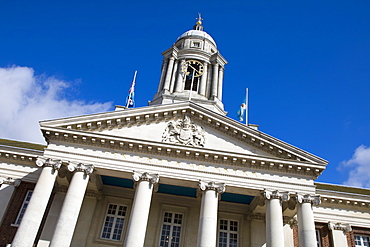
[
  {"xmin": 41, "ymin": 127, "xmax": 324, "ymax": 179},
  {"xmin": 40, "ymin": 102, "xmax": 328, "ymax": 166}
]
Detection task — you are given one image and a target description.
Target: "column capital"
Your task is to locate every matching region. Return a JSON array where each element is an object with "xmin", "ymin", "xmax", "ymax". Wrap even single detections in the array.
[
  {"xmin": 296, "ymin": 194, "xmax": 321, "ymax": 205},
  {"xmin": 0, "ymin": 177, "xmax": 21, "ymax": 187},
  {"xmin": 283, "ymin": 216, "xmax": 298, "ymax": 228},
  {"xmin": 36, "ymin": 157, "xmax": 62, "ymax": 170},
  {"xmin": 328, "ymin": 222, "xmax": 352, "ymax": 233},
  {"xmin": 132, "ymin": 172, "xmax": 159, "ymax": 185},
  {"xmin": 247, "ymin": 213, "xmax": 265, "ymax": 222},
  {"xmin": 67, "ymin": 163, "xmax": 94, "ymax": 175},
  {"xmin": 263, "ymin": 190, "xmax": 290, "ymax": 201},
  {"xmin": 198, "ymin": 181, "xmax": 225, "ymax": 194}
]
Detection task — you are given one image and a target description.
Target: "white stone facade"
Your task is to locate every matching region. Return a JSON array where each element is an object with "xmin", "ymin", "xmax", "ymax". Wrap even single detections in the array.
[{"xmin": 1, "ymin": 17, "xmax": 370, "ymax": 247}]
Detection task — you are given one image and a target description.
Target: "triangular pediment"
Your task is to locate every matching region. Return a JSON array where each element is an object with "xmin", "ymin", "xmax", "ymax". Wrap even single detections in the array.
[{"xmin": 40, "ymin": 102, "xmax": 327, "ymax": 167}]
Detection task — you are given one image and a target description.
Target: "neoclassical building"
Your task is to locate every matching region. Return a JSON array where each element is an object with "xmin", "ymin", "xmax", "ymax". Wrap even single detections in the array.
[{"xmin": 1, "ymin": 17, "xmax": 370, "ymax": 247}]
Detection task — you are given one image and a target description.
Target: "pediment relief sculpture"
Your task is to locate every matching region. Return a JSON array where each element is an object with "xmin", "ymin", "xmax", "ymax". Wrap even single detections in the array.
[{"xmin": 162, "ymin": 116, "xmax": 205, "ymax": 147}]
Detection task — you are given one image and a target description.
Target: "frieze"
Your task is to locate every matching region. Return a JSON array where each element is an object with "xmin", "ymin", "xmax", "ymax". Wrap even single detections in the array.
[{"xmin": 162, "ymin": 116, "xmax": 205, "ymax": 147}]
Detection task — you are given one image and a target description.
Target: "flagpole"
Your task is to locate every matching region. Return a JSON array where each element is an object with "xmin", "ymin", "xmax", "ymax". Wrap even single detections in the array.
[
  {"xmin": 126, "ymin": 71, "xmax": 137, "ymax": 108},
  {"xmin": 245, "ymin": 88, "xmax": 249, "ymax": 126}
]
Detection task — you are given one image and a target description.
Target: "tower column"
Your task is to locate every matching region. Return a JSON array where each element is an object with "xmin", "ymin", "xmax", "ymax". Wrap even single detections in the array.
[
  {"xmin": 199, "ymin": 62, "xmax": 208, "ymax": 96},
  {"xmin": 197, "ymin": 181, "xmax": 225, "ymax": 247},
  {"xmin": 170, "ymin": 58, "xmax": 178, "ymax": 93},
  {"xmin": 163, "ymin": 57, "xmax": 175, "ymax": 92},
  {"xmin": 0, "ymin": 177, "xmax": 21, "ymax": 225},
  {"xmin": 12, "ymin": 158, "xmax": 61, "ymax": 247},
  {"xmin": 296, "ymin": 194, "xmax": 321, "ymax": 247},
  {"xmin": 264, "ymin": 190, "xmax": 289, "ymax": 247},
  {"xmin": 175, "ymin": 59, "xmax": 185, "ymax": 92},
  {"xmin": 217, "ymin": 67, "xmax": 224, "ymax": 100},
  {"xmin": 50, "ymin": 163, "xmax": 94, "ymax": 247},
  {"xmin": 124, "ymin": 172, "xmax": 159, "ymax": 247},
  {"xmin": 157, "ymin": 59, "xmax": 168, "ymax": 93},
  {"xmin": 211, "ymin": 63, "xmax": 219, "ymax": 97}
]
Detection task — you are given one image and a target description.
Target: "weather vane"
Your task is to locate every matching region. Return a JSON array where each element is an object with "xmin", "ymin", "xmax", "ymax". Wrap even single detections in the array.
[{"xmin": 196, "ymin": 13, "xmax": 203, "ymax": 25}]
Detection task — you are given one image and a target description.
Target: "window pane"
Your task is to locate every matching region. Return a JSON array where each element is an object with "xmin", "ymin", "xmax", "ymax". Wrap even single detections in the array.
[
  {"xmin": 159, "ymin": 212, "xmax": 183, "ymax": 247},
  {"xmin": 100, "ymin": 203, "xmax": 127, "ymax": 241}
]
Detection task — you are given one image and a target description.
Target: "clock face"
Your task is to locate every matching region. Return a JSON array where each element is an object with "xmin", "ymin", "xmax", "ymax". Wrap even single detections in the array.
[{"xmin": 181, "ymin": 60, "xmax": 204, "ymax": 77}]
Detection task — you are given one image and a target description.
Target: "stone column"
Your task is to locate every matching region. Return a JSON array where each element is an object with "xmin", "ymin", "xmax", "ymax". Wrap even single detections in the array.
[
  {"xmin": 264, "ymin": 190, "xmax": 289, "ymax": 247},
  {"xmin": 217, "ymin": 67, "xmax": 224, "ymax": 100},
  {"xmin": 157, "ymin": 59, "xmax": 168, "ymax": 93},
  {"xmin": 175, "ymin": 59, "xmax": 185, "ymax": 92},
  {"xmin": 197, "ymin": 181, "xmax": 225, "ymax": 247},
  {"xmin": 49, "ymin": 163, "xmax": 94, "ymax": 247},
  {"xmin": 124, "ymin": 172, "xmax": 159, "ymax": 247},
  {"xmin": 163, "ymin": 57, "xmax": 175, "ymax": 92},
  {"xmin": 328, "ymin": 222, "xmax": 352, "ymax": 247},
  {"xmin": 296, "ymin": 194, "xmax": 321, "ymax": 247},
  {"xmin": 169, "ymin": 59, "xmax": 178, "ymax": 93},
  {"xmin": 211, "ymin": 63, "xmax": 219, "ymax": 97},
  {"xmin": 199, "ymin": 62, "xmax": 208, "ymax": 96},
  {"xmin": 0, "ymin": 177, "xmax": 21, "ymax": 225},
  {"xmin": 12, "ymin": 157, "xmax": 61, "ymax": 247}
]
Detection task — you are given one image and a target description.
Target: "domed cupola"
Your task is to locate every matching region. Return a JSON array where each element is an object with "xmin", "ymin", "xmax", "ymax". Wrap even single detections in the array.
[{"xmin": 150, "ymin": 14, "xmax": 228, "ymax": 115}]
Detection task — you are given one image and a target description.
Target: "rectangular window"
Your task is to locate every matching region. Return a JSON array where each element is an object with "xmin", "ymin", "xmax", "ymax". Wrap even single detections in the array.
[
  {"xmin": 14, "ymin": 190, "xmax": 33, "ymax": 225},
  {"xmin": 315, "ymin": 229, "xmax": 322, "ymax": 247},
  {"xmin": 192, "ymin": 42, "xmax": 201, "ymax": 48},
  {"xmin": 355, "ymin": 235, "xmax": 370, "ymax": 247},
  {"xmin": 159, "ymin": 211, "xmax": 183, "ymax": 247},
  {"xmin": 218, "ymin": 219, "xmax": 238, "ymax": 247},
  {"xmin": 100, "ymin": 203, "xmax": 128, "ymax": 241}
]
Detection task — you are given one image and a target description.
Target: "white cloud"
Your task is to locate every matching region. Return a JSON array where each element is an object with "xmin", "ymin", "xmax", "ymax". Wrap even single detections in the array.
[
  {"xmin": 0, "ymin": 66, "xmax": 112, "ymax": 144},
  {"xmin": 339, "ymin": 145, "xmax": 370, "ymax": 188}
]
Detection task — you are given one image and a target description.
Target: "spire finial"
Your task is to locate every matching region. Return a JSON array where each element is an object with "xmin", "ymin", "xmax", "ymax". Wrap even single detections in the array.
[
  {"xmin": 194, "ymin": 13, "xmax": 204, "ymax": 31},
  {"xmin": 196, "ymin": 13, "xmax": 203, "ymax": 25}
]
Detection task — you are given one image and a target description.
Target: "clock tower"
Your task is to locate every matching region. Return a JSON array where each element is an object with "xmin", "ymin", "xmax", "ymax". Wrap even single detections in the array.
[{"xmin": 150, "ymin": 15, "xmax": 228, "ymax": 115}]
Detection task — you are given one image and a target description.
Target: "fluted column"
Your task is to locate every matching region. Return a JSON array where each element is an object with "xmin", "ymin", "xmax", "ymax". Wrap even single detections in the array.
[
  {"xmin": 264, "ymin": 190, "xmax": 289, "ymax": 247},
  {"xmin": 163, "ymin": 57, "xmax": 175, "ymax": 92},
  {"xmin": 124, "ymin": 172, "xmax": 159, "ymax": 247},
  {"xmin": 217, "ymin": 67, "xmax": 224, "ymax": 100},
  {"xmin": 211, "ymin": 63, "xmax": 219, "ymax": 97},
  {"xmin": 199, "ymin": 62, "xmax": 208, "ymax": 96},
  {"xmin": 296, "ymin": 194, "xmax": 320, "ymax": 247},
  {"xmin": 0, "ymin": 177, "xmax": 21, "ymax": 224},
  {"xmin": 197, "ymin": 181, "xmax": 225, "ymax": 247},
  {"xmin": 49, "ymin": 163, "xmax": 94, "ymax": 247},
  {"xmin": 12, "ymin": 157, "xmax": 61, "ymax": 247}
]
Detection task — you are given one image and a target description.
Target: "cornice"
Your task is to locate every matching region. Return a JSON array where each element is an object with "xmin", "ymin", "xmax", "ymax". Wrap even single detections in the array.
[
  {"xmin": 40, "ymin": 102, "xmax": 327, "ymax": 167},
  {"xmin": 0, "ymin": 145, "xmax": 43, "ymax": 165},
  {"xmin": 317, "ymin": 190, "xmax": 370, "ymax": 209},
  {"xmin": 41, "ymin": 126, "xmax": 324, "ymax": 179}
]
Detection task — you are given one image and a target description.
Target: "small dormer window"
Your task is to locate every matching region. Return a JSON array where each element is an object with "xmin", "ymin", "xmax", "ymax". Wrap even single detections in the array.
[{"xmin": 192, "ymin": 42, "xmax": 201, "ymax": 48}]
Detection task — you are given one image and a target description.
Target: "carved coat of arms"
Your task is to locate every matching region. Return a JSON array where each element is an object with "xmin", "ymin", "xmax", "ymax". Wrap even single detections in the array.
[{"xmin": 162, "ymin": 116, "xmax": 205, "ymax": 147}]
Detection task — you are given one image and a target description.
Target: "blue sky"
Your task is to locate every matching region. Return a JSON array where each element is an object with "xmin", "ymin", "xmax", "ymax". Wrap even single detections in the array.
[{"xmin": 1, "ymin": 1, "xmax": 370, "ymax": 187}]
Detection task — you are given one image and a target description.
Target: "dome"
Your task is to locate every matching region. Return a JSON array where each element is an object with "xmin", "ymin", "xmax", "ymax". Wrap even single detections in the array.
[{"xmin": 176, "ymin": 30, "xmax": 217, "ymax": 47}]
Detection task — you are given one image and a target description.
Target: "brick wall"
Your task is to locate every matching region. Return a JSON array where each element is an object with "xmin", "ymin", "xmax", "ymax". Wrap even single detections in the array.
[
  {"xmin": 0, "ymin": 182, "xmax": 35, "ymax": 247},
  {"xmin": 316, "ymin": 223, "xmax": 331, "ymax": 247},
  {"xmin": 347, "ymin": 226, "xmax": 370, "ymax": 247}
]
